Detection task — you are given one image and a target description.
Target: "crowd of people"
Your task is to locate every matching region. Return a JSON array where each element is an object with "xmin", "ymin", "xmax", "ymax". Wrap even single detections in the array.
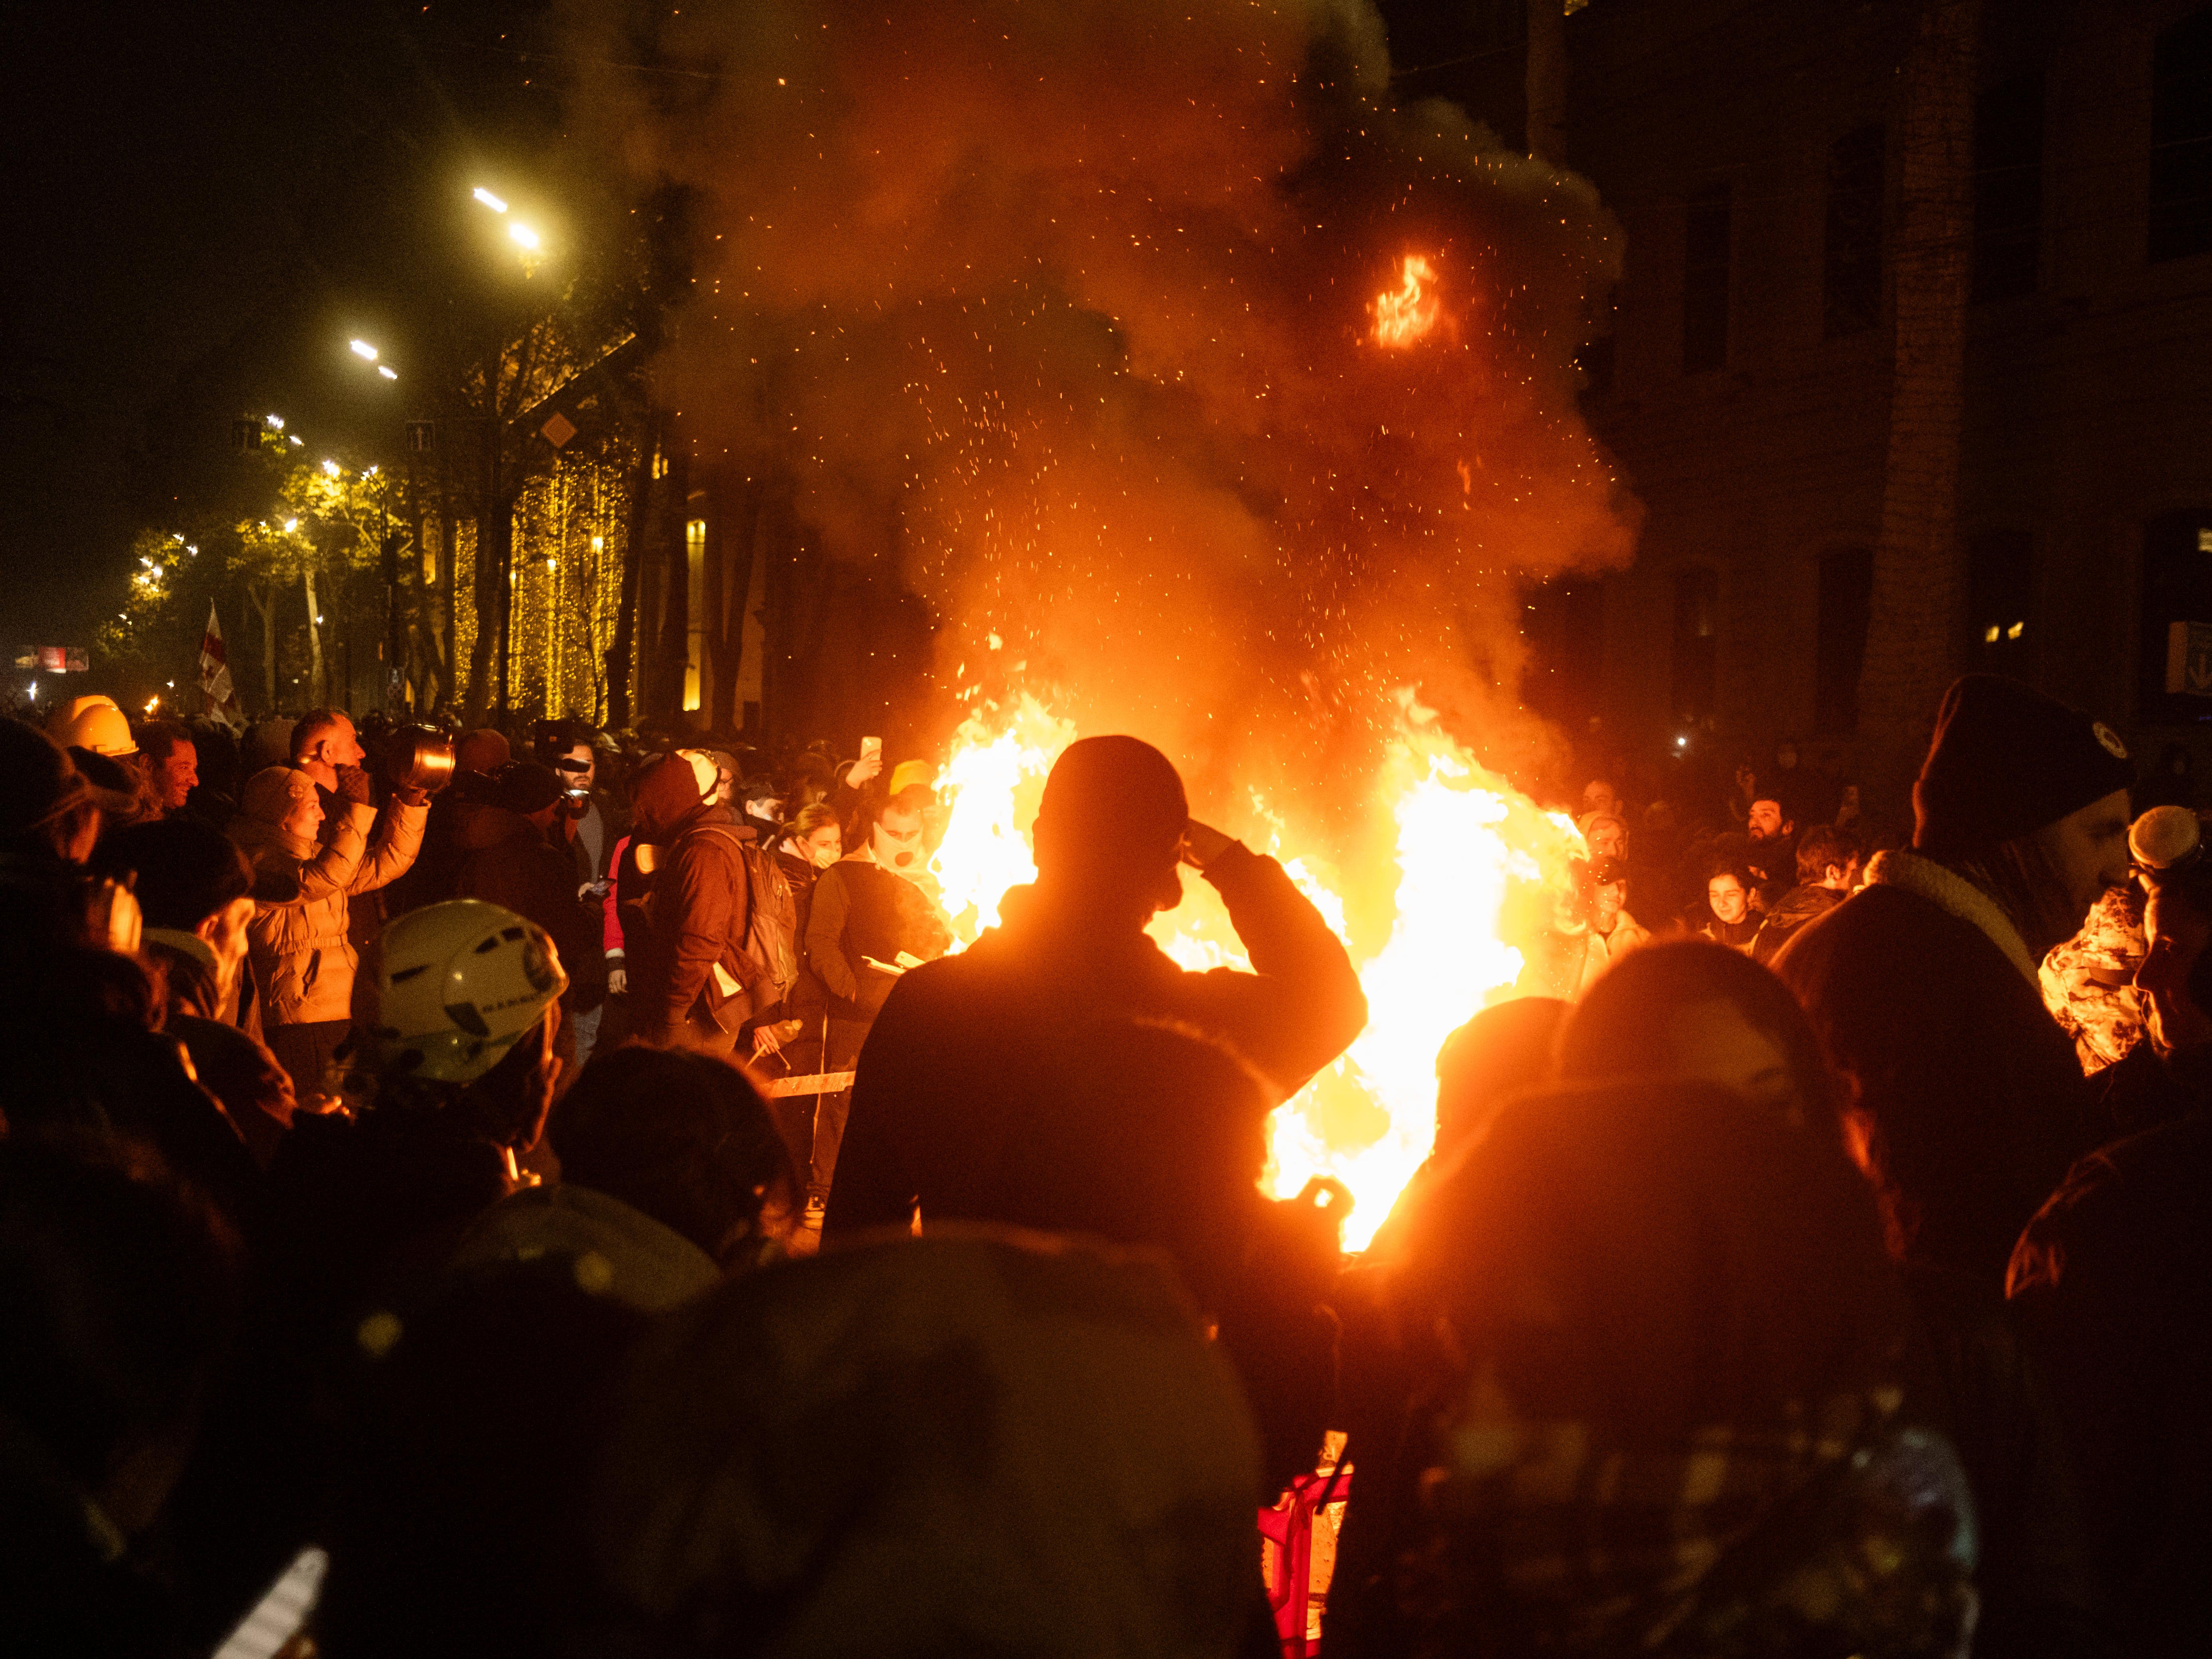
[{"xmin": 3, "ymin": 670, "xmax": 2210, "ymax": 1657}]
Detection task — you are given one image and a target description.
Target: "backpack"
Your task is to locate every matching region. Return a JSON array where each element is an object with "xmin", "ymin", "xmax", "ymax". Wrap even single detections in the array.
[{"xmin": 690, "ymin": 824, "xmax": 800, "ymax": 1003}]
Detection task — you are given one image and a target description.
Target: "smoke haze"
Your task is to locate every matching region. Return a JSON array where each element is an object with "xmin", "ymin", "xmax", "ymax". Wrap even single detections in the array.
[{"xmin": 569, "ymin": 0, "xmax": 1635, "ymax": 812}]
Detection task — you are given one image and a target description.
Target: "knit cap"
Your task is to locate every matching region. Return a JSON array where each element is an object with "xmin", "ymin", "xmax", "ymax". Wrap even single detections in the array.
[
  {"xmin": 240, "ymin": 766, "xmax": 320, "ymax": 826},
  {"xmin": 1913, "ymin": 675, "xmax": 2133, "ymax": 857}
]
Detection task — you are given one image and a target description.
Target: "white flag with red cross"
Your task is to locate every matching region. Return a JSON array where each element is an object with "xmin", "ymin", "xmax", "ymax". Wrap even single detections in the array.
[{"xmin": 199, "ymin": 602, "xmax": 245, "ymax": 729}]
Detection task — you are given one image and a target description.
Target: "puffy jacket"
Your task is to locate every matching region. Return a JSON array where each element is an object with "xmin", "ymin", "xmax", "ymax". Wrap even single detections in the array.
[{"xmin": 231, "ymin": 799, "xmax": 427, "ymax": 1027}]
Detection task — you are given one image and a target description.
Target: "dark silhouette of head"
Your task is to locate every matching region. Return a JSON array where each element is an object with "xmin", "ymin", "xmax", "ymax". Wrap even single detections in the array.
[
  {"xmin": 1395, "ymin": 1078, "xmax": 1906, "ymax": 1446},
  {"xmin": 1433, "ymin": 997, "xmax": 1567, "ymax": 1162},
  {"xmin": 1556, "ymin": 940, "xmax": 1843, "ymax": 1144},
  {"xmin": 1030, "ymin": 736, "xmax": 1188, "ymax": 922},
  {"xmin": 549, "ymin": 1045, "xmax": 799, "ymax": 1267}
]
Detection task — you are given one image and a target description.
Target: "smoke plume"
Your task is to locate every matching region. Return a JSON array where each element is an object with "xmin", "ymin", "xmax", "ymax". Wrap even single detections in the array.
[{"xmin": 570, "ymin": 0, "xmax": 1635, "ymax": 808}]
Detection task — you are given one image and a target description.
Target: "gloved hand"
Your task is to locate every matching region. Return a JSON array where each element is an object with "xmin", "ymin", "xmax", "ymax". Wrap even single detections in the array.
[{"xmin": 333, "ymin": 764, "xmax": 374, "ymax": 807}]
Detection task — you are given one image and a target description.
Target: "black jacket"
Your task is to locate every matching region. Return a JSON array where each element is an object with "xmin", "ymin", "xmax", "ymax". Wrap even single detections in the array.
[
  {"xmin": 2010, "ymin": 1111, "xmax": 2212, "ymax": 1653},
  {"xmin": 1773, "ymin": 851, "xmax": 2099, "ymax": 1287},
  {"xmin": 1750, "ymin": 882, "xmax": 1842, "ymax": 964},
  {"xmin": 628, "ymin": 807, "xmax": 761, "ymax": 1040},
  {"xmin": 823, "ymin": 843, "xmax": 1367, "ymax": 1240}
]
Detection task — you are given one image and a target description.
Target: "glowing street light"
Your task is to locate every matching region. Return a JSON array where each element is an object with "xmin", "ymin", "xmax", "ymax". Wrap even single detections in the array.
[
  {"xmin": 349, "ymin": 339, "xmax": 380, "ymax": 362},
  {"xmin": 473, "ymin": 187, "xmax": 508, "ymax": 213},
  {"xmin": 377, "ymin": 365, "xmax": 398, "ymax": 380},
  {"xmin": 508, "ymin": 221, "xmax": 541, "ymax": 252},
  {"xmin": 266, "ymin": 414, "xmax": 285, "ymax": 430}
]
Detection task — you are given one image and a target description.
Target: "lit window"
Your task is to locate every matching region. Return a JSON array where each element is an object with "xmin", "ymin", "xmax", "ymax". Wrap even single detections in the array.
[{"xmin": 684, "ymin": 519, "xmax": 707, "ymax": 712}]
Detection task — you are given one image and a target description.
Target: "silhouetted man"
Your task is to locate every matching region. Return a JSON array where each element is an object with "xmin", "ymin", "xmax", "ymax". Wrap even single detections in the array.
[{"xmin": 824, "ymin": 734, "xmax": 1367, "ymax": 1240}]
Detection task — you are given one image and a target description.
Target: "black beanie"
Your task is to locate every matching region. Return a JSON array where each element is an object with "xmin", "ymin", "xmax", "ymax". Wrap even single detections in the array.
[{"xmin": 1913, "ymin": 675, "xmax": 2133, "ymax": 857}]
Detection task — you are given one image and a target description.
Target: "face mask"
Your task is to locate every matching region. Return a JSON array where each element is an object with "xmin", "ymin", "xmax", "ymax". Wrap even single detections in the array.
[{"xmin": 813, "ymin": 842, "xmax": 841, "ymax": 870}]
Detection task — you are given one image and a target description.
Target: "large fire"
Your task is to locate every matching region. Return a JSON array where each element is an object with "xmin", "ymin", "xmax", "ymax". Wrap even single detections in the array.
[
  {"xmin": 927, "ymin": 691, "xmax": 1586, "ymax": 1251},
  {"xmin": 1371, "ymin": 253, "xmax": 1441, "ymax": 348}
]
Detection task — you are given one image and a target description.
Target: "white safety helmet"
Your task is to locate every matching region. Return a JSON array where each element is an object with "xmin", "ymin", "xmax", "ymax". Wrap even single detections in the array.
[
  {"xmin": 48, "ymin": 694, "xmax": 138, "ymax": 757},
  {"xmin": 370, "ymin": 900, "xmax": 568, "ymax": 1083}
]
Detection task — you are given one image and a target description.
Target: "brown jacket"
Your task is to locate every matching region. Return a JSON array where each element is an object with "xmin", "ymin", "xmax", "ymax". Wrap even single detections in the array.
[{"xmin": 231, "ymin": 799, "xmax": 427, "ymax": 1026}]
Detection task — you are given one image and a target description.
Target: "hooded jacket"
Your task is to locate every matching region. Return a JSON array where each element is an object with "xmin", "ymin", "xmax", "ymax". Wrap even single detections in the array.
[
  {"xmin": 628, "ymin": 804, "xmax": 761, "ymax": 1041},
  {"xmin": 230, "ymin": 792, "xmax": 426, "ymax": 1027}
]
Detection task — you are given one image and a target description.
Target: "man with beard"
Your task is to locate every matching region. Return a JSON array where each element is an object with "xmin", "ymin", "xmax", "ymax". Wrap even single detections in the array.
[
  {"xmin": 2011, "ymin": 834, "xmax": 2212, "ymax": 1653},
  {"xmin": 1773, "ymin": 675, "xmax": 2131, "ymax": 1288}
]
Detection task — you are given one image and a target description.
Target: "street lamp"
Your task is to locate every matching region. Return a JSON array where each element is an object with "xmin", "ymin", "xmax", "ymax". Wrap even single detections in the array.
[
  {"xmin": 508, "ymin": 221, "xmax": 541, "ymax": 252},
  {"xmin": 350, "ymin": 339, "xmax": 379, "ymax": 362},
  {"xmin": 473, "ymin": 187, "xmax": 508, "ymax": 213}
]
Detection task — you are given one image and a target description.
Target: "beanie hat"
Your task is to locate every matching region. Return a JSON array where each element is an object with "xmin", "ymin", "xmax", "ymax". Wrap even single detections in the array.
[
  {"xmin": 490, "ymin": 760, "xmax": 565, "ymax": 816},
  {"xmin": 630, "ymin": 753, "xmax": 714, "ymax": 842},
  {"xmin": 241, "ymin": 766, "xmax": 319, "ymax": 826},
  {"xmin": 1034, "ymin": 736, "xmax": 1189, "ymax": 872},
  {"xmin": 1913, "ymin": 675, "xmax": 2133, "ymax": 857}
]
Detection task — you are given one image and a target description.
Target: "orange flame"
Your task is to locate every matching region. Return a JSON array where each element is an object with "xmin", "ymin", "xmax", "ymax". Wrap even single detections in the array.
[
  {"xmin": 1372, "ymin": 254, "xmax": 1440, "ymax": 348},
  {"xmin": 930, "ymin": 690, "xmax": 1586, "ymax": 1250}
]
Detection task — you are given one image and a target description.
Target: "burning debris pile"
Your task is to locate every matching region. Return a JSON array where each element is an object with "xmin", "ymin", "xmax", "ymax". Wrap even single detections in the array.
[
  {"xmin": 928, "ymin": 689, "xmax": 1585, "ymax": 1249},
  {"xmin": 575, "ymin": 0, "xmax": 1637, "ymax": 1239}
]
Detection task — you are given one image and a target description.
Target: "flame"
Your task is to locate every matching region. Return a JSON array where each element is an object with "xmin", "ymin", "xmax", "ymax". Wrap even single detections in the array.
[
  {"xmin": 1372, "ymin": 254, "xmax": 1440, "ymax": 348},
  {"xmin": 929, "ymin": 690, "xmax": 1585, "ymax": 1250}
]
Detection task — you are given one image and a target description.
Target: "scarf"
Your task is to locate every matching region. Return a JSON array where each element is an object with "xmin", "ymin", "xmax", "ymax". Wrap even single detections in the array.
[{"xmin": 1864, "ymin": 848, "xmax": 2040, "ymax": 986}]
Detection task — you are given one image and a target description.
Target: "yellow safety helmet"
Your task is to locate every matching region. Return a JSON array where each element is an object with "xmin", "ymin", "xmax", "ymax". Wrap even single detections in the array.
[
  {"xmin": 47, "ymin": 694, "xmax": 138, "ymax": 757},
  {"xmin": 369, "ymin": 900, "xmax": 568, "ymax": 1084}
]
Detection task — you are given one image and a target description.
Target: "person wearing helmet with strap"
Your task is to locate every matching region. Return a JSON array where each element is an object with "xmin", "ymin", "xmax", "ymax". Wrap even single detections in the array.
[
  {"xmin": 263, "ymin": 900, "xmax": 569, "ymax": 1309},
  {"xmin": 210, "ymin": 899, "xmax": 569, "ymax": 1613}
]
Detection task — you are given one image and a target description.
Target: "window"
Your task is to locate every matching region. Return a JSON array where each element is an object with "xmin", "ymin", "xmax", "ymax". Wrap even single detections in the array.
[
  {"xmin": 2139, "ymin": 510, "xmax": 2212, "ymax": 721},
  {"xmin": 2151, "ymin": 9, "xmax": 2212, "ymax": 262},
  {"xmin": 1814, "ymin": 547, "xmax": 1873, "ymax": 735},
  {"xmin": 1682, "ymin": 183, "xmax": 1732, "ymax": 374},
  {"xmin": 1824, "ymin": 125, "xmax": 1885, "ymax": 338},
  {"xmin": 1521, "ymin": 578, "xmax": 1605, "ymax": 726},
  {"xmin": 1968, "ymin": 529, "xmax": 2034, "ymax": 672},
  {"xmin": 1973, "ymin": 75, "xmax": 2045, "ymax": 301},
  {"xmin": 683, "ymin": 518, "xmax": 706, "ymax": 713},
  {"xmin": 1671, "ymin": 567, "xmax": 1720, "ymax": 725}
]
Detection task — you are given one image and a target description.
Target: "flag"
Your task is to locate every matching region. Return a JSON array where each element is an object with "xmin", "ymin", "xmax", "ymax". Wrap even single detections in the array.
[{"xmin": 199, "ymin": 603, "xmax": 244, "ymax": 729}]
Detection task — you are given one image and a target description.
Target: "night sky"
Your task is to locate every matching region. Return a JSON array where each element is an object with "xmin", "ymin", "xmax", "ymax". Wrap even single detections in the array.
[
  {"xmin": 0, "ymin": 0, "xmax": 559, "ymax": 646},
  {"xmin": 0, "ymin": 0, "xmax": 1494, "ymax": 653}
]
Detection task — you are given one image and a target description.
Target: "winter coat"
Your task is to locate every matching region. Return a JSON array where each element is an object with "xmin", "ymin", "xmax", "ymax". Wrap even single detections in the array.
[
  {"xmin": 627, "ymin": 805, "xmax": 761, "ymax": 1041},
  {"xmin": 230, "ymin": 798, "xmax": 426, "ymax": 1028},
  {"xmin": 1749, "ymin": 883, "xmax": 1842, "ymax": 964},
  {"xmin": 2010, "ymin": 1110, "xmax": 2212, "ymax": 1652},
  {"xmin": 1772, "ymin": 848, "xmax": 2100, "ymax": 1287},
  {"xmin": 824, "ymin": 842, "xmax": 1367, "ymax": 1240},
  {"xmin": 800, "ymin": 855, "xmax": 953, "ymax": 1069},
  {"xmin": 454, "ymin": 806, "xmax": 605, "ymax": 1010}
]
